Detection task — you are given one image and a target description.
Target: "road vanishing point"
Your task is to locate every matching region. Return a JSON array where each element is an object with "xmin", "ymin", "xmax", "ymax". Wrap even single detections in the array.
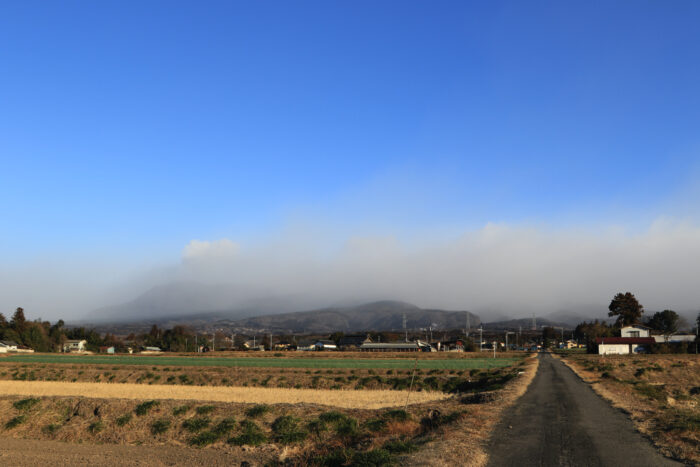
[{"xmin": 487, "ymin": 352, "xmax": 680, "ymax": 467}]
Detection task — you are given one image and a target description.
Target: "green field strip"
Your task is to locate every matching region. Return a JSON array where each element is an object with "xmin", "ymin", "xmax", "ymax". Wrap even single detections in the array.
[{"xmin": 3, "ymin": 354, "xmax": 518, "ymax": 370}]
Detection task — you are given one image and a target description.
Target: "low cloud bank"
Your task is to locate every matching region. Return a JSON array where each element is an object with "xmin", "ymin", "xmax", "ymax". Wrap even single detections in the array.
[
  {"xmin": 176, "ymin": 218, "xmax": 700, "ymax": 317},
  {"xmin": 2, "ymin": 219, "xmax": 699, "ymax": 321}
]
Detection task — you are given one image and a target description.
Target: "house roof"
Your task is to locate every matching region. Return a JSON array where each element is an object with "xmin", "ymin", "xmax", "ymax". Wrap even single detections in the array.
[
  {"xmin": 360, "ymin": 342, "xmax": 420, "ymax": 349},
  {"xmin": 596, "ymin": 337, "xmax": 655, "ymax": 345},
  {"xmin": 621, "ymin": 324, "xmax": 651, "ymax": 330}
]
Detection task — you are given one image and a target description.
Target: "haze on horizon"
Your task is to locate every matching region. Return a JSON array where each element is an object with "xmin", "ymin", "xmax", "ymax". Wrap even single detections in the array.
[{"xmin": 1, "ymin": 2, "xmax": 699, "ymax": 322}]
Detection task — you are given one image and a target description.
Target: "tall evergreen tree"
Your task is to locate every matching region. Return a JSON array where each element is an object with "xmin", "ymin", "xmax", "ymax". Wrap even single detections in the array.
[
  {"xmin": 10, "ymin": 307, "xmax": 27, "ymax": 333},
  {"xmin": 608, "ymin": 292, "xmax": 644, "ymax": 327}
]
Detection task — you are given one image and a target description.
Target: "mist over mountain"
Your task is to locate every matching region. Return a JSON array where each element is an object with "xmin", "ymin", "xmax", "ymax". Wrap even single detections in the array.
[
  {"xmin": 230, "ymin": 300, "xmax": 481, "ymax": 334},
  {"xmin": 88, "ymin": 281, "xmax": 316, "ymax": 323}
]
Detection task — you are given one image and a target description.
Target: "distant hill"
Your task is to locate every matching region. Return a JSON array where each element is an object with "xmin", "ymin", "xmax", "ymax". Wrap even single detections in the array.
[
  {"xmin": 230, "ymin": 300, "xmax": 481, "ymax": 333},
  {"xmin": 482, "ymin": 317, "xmax": 574, "ymax": 331}
]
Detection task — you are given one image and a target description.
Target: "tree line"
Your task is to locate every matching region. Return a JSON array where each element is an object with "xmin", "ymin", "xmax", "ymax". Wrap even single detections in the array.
[
  {"xmin": 573, "ymin": 292, "xmax": 699, "ymax": 353},
  {"xmin": 0, "ymin": 308, "xmax": 214, "ymax": 353}
]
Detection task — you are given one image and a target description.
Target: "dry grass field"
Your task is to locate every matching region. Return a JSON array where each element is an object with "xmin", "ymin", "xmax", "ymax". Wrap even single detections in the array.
[
  {"xmin": 0, "ymin": 352, "xmax": 538, "ymax": 465},
  {"xmin": 0, "ymin": 380, "xmax": 447, "ymax": 409},
  {"xmin": 556, "ymin": 353, "xmax": 700, "ymax": 465}
]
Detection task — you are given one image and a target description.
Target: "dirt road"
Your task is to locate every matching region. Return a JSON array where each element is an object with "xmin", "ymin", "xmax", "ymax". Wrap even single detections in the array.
[{"xmin": 486, "ymin": 353, "xmax": 680, "ymax": 467}]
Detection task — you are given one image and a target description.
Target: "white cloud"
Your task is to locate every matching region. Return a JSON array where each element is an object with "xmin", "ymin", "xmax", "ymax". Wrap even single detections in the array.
[
  {"xmin": 182, "ymin": 239, "xmax": 239, "ymax": 262},
  {"xmin": 166, "ymin": 219, "xmax": 700, "ymax": 317},
  {"xmin": 4, "ymin": 219, "xmax": 700, "ymax": 322}
]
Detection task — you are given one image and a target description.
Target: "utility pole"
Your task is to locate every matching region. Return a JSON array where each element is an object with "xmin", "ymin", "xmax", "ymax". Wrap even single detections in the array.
[
  {"xmin": 466, "ymin": 312, "xmax": 470, "ymax": 339},
  {"xmin": 212, "ymin": 333, "xmax": 215, "ymax": 351},
  {"xmin": 505, "ymin": 331, "xmax": 515, "ymax": 352},
  {"xmin": 403, "ymin": 313, "xmax": 408, "ymax": 342},
  {"xmin": 479, "ymin": 327, "xmax": 483, "ymax": 352},
  {"xmin": 195, "ymin": 335, "xmax": 198, "ymax": 353}
]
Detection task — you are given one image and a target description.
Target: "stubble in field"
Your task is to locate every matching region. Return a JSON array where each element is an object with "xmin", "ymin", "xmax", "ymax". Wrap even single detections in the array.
[{"xmin": 0, "ymin": 380, "xmax": 448, "ymax": 409}]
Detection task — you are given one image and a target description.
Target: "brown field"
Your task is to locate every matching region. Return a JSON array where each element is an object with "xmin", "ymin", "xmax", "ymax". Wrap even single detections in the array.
[
  {"xmin": 556, "ymin": 353, "xmax": 700, "ymax": 465},
  {"xmin": 0, "ymin": 353, "xmax": 538, "ymax": 465},
  {"xmin": 0, "ymin": 360, "xmax": 512, "ymax": 393},
  {"xmin": 0, "ymin": 380, "xmax": 447, "ymax": 409}
]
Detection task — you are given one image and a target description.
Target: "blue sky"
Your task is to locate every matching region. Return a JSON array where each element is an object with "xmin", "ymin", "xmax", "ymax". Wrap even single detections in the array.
[{"xmin": 1, "ymin": 2, "xmax": 700, "ymax": 317}]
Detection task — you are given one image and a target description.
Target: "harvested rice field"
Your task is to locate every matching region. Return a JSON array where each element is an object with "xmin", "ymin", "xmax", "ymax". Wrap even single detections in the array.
[
  {"xmin": 0, "ymin": 353, "xmax": 537, "ymax": 465},
  {"xmin": 2, "ymin": 353, "xmax": 518, "ymax": 369},
  {"xmin": 0, "ymin": 354, "xmax": 540, "ymax": 466},
  {"xmin": 0, "ymin": 358, "xmax": 523, "ymax": 393},
  {"xmin": 0, "ymin": 380, "xmax": 448, "ymax": 409}
]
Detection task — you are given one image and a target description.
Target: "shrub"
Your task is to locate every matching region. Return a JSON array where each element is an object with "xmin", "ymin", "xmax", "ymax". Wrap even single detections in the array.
[
  {"xmin": 315, "ymin": 448, "xmax": 355, "ymax": 466},
  {"xmin": 307, "ymin": 419, "xmax": 328, "ymax": 436},
  {"xmin": 212, "ymin": 417, "xmax": 236, "ymax": 436},
  {"xmin": 172, "ymin": 405, "xmax": 191, "ymax": 416},
  {"xmin": 189, "ymin": 431, "xmax": 220, "ymax": 447},
  {"xmin": 195, "ymin": 405, "xmax": 215, "ymax": 415},
  {"xmin": 352, "ymin": 448, "xmax": 392, "ymax": 466},
  {"xmin": 42, "ymin": 423, "xmax": 60, "ymax": 435},
  {"xmin": 364, "ymin": 418, "xmax": 387, "ymax": 432},
  {"xmin": 272, "ymin": 415, "xmax": 308, "ymax": 444},
  {"xmin": 335, "ymin": 417, "xmax": 359, "ymax": 437},
  {"xmin": 88, "ymin": 421, "xmax": 104, "ymax": 434},
  {"xmin": 228, "ymin": 420, "xmax": 267, "ymax": 446},
  {"xmin": 183, "ymin": 417, "xmax": 211, "ymax": 432},
  {"xmin": 116, "ymin": 414, "xmax": 132, "ymax": 427},
  {"xmin": 135, "ymin": 400, "xmax": 160, "ymax": 416},
  {"xmin": 635, "ymin": 383, "xmax": 666, "ymax": 401},
  {"xmin": 383, "ymin": 438, "xmax": 418, "ymax": 454},
  {"xmin": 319, "ymin": 411, "xmax": 348, "ymax": 423},
  {"xmin": 245, "ymin": 404, "xmax": 271, "ymax": 418},
  {"xmin": 384, "ymin": 409, "xmax": 409, "ymax": 421},
  {"xmin": 13, "ymin": 398, "xmax": 40, "ymax": 411},
  {"xmin": 5, "ymin": 415, "xmax": 26, "ymax": 429},
  {"xmin": 666, "ymin": 411, "xmax": 700, "ymax": 432},
  {"xmin": 151, "ymin": 418, "xmax": 171, "ymax": 435}
]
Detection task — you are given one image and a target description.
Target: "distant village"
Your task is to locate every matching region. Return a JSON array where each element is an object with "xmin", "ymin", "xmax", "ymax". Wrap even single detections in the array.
[{"xmin": 1, "ymin": 293, "xmax": 698, "ymax": 356}]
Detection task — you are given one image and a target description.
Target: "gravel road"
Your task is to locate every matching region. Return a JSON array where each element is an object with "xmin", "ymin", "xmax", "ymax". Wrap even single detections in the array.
[{"xmin": 486, "ymin": 353, "xmax": 680, "ymax": 467}]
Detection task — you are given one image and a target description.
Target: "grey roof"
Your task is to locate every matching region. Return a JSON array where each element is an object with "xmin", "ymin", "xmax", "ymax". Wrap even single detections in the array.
[
  {"xmin": 0, "ymin": 340, "xmax": 18, "ymax": 346},
  {"xmin": 360, "ymin": 342, "xmax": 420, "ymax": 349}
]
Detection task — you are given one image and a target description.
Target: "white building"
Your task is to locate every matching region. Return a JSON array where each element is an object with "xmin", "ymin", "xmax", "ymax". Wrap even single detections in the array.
[
  {"xmin": 597, "ymin": 336, "xmax": 655, "ymax": 355},
  {"xmin": 652, "ymin": 335, "xmax": 696, "ymax": 343},
  {"xmin": 63, "ymin": 339, "xmax": 87, "ymax": 352},
  {"xmin": 0, "ymin": 340, "xmax": 19, "ymax": 352},
  {"xmin": 620, "ymin": 325, "xmax": 650, "ymax": 338},
  {"xmin": 314, "ymin": 340, "xmax": 337, "ymax": 351}
]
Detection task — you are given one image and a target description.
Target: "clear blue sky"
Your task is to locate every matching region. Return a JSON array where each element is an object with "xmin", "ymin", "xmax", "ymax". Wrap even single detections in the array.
[{"xmin": 2, "ymin": 1, "xmax": 699, "ymax": 263}]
